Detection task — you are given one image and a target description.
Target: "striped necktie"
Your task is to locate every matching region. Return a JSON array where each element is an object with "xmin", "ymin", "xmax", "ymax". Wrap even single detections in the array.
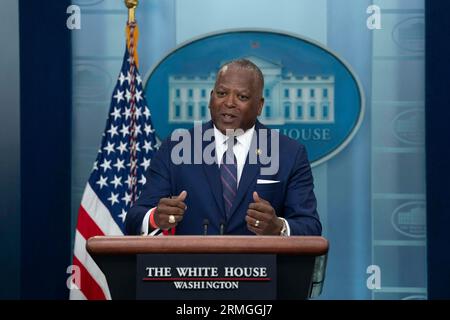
[{"xmin": 220, "ymin": 137, "xmax": 237, "ymax": 219}]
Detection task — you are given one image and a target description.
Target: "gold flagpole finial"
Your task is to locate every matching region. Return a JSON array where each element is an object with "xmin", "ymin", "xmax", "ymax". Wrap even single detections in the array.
[{"xmin": 124, "ymin": 0, "xmax": 138, "ymax": 23}]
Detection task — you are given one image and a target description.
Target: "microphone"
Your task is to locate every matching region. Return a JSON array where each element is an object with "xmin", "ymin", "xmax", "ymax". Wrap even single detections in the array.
[
  {"xmin": 219, "ymin": 219, "xmax": 226, "ymax": 235},
  {"xmin": 202, "ymin": 219, "xmax": 209, "ymax": 236}
]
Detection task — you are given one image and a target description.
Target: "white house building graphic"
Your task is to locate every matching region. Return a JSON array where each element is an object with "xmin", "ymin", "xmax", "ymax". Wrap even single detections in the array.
[{"xmin": 168, "ymin": 56, "xmax": 335, "ymax": 124}]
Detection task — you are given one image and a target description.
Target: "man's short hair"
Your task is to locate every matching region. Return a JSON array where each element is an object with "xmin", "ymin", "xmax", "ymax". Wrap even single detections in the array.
[{"xmin": 218, "ymin": 59, "xmax": 264, "ymax": 95}]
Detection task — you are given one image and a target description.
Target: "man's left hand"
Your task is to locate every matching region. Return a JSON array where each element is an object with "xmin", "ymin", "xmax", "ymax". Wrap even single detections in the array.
[{"xmin": 246, "ymin": 191, "xmax": 283, "ymax": 235}]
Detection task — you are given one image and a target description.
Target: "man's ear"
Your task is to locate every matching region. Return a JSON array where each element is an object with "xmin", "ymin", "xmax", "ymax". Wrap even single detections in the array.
[
  {"xmin": 209, "ymin": 90, "xmax": 214, "ymax": 109},
  {"xmin": 257, "ymin": 97, "xmax": 265, "ymax": 116}
]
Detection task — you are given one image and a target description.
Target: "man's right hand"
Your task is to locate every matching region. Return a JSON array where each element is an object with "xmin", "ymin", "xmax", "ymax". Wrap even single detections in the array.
[{"xmin": 153, "ymin": 190, "xmax": 187, "ymax": 230}]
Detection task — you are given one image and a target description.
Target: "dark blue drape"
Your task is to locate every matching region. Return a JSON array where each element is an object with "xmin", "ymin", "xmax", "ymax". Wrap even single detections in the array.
[
  {"xmin": 425, "ymin": 0, "xmax": 450, "ymax": 299},
  {"xmin": 19, "ymin": 0, "xmax": 72, "ymax": 299}
]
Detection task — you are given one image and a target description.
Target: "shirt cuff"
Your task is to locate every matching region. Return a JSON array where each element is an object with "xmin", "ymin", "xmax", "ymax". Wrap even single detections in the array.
[
  {"xmin": 141, "ymin": 207, "xmax": 156, "ymax": 235},
  {"xmin": 279, "ymin": 217, "xmax": 291, "ymax": 236}
]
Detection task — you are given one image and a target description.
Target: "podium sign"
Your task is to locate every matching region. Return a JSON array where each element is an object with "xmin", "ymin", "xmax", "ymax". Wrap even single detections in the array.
[
  {"xmin": 87, "ymin": 236, "xmax": 329, "ymax": 300},
  {"xmin": 136, "ymin": 254, "xmax": 276, "ymax": 300}
]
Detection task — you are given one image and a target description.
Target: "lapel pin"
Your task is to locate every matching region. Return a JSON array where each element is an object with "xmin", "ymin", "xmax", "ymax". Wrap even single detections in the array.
[{"xmin": 256, "ymin": 148, "xmax": 262, "ymax": 155}]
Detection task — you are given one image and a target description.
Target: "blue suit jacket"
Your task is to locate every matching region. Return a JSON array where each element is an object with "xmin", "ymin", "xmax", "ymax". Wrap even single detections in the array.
[{"xmin": 125, "ymin": 120, "xmax": 321, "ymax": 235}]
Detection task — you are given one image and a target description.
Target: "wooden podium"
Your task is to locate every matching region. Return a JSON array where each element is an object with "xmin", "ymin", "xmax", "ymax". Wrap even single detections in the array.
[{"xmin": 87, "ymin": 236, "xmax": 328, "ymax": 300}]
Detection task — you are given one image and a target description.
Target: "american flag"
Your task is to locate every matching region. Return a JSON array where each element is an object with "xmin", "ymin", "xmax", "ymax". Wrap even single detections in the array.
[{"xmin": 70, "ymin": 23, "xmax": 158, "ymax": 300}]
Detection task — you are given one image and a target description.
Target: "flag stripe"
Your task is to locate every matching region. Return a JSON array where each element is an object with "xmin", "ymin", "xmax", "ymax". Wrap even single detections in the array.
[
  {"xmin": 68, "ymin": 283, "xmax": 87, "ymax": 300},
  {"xmin": 77, "ymin": 204, "xmax": 105, "ymax": 241},
  {"xmin": 73, "ymin": 255, "xmax": 107, "ymax": 300},
  {"xmin": 81, "ymin": 183, "xmax": 123, "ymax": 236},
  {"xmin": 72, "ymin": 230, "xmax": 112, "ymax": 300}
]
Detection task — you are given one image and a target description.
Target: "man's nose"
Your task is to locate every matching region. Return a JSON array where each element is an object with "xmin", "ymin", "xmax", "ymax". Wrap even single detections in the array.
[{"xmin": 224, "ymin": 93, "xmax": 236, "ymax": 108}]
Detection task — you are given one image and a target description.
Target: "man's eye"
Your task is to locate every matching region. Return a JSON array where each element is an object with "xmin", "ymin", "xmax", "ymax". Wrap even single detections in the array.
[
  {"xmin": 239, "ymin": 95, "xmax": 249, "ymax": 100},
  {"xmin": 216, "ymin": 91, "xmax": 226, "ymax": 97}
]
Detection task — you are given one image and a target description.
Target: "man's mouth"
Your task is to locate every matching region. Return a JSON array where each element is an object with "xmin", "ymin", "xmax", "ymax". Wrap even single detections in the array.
[{"xmin": 221, "ymin": 113, "xmax": 237, "ymax": 122}]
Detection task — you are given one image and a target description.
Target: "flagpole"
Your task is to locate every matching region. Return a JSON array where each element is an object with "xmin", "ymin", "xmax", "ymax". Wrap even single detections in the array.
[{"xmin": 124, "ymin": 0, "xmax": 138, "ymax": 23}]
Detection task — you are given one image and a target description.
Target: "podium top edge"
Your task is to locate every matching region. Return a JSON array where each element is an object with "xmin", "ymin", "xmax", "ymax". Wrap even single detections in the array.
[{"xmin": 86, "ymin": 235, "xmax": 329, "ymax": 256}]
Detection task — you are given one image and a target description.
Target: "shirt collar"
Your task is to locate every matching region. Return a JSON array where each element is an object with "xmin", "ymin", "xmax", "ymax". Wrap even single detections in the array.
[{"xmin": 213, "ymin": 125, "xmax": 255, "ymax": 149}]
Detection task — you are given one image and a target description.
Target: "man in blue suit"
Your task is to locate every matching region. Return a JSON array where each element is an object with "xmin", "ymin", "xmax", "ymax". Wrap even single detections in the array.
[{"xmin": 125, "ymin": 59, "xmax": 321, "ymax": 236}]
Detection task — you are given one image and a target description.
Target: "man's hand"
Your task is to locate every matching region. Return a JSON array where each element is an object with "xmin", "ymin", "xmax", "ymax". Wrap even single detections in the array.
[
  {"xmin": 154, "ymin": 191, "xmax": 187, "ymax": 230},
  {"xmin": 246, "ymin": 191, "xmax": 283, "ymax": 235}
]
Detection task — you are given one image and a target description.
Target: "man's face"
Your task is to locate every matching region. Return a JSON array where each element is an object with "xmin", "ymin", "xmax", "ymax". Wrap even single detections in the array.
[{"xmin": 209, "ymin": 66, "xmax": 264, "ymax": 134}]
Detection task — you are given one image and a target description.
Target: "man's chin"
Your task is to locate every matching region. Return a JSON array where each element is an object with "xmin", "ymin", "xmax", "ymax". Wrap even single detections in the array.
[{"xmin": 216, "ymin": 122, "xmax": 240, "ymax": 133}]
